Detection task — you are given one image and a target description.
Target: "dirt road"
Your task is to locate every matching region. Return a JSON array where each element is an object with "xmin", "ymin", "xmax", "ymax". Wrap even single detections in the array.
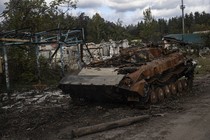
[
  {"xmin": 1, "ymin": 75, "xmax": 210, "ymax": 140},
  {"xmin": 74, "ymin": 75, "xmax": 210, "ymax": 140}
]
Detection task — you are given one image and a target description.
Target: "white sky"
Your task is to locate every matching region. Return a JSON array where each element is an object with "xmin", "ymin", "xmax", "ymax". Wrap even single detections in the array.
[{"xmin": 1, "ymin": 0, "xmax": 210, "ymax": 25}]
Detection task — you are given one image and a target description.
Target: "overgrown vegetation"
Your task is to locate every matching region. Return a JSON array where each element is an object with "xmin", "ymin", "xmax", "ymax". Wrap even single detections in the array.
[
  {"xmin": 195, "ymin": 56, "xmax": 210, "ymax": 76},
  {"xmin": 1, "ymin": 46, "xmax": 61, "ymax": 91}
]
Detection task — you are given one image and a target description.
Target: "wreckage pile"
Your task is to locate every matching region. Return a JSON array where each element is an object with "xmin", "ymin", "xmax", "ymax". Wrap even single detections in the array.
[{"xmin": 59, "ymin": 44, "xmax": 196, "ymax": 104}]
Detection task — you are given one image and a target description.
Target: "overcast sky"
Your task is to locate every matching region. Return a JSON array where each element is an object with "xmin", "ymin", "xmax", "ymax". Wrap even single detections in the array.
[{"xmin": 1, "ymin": 0, "xmax": 210, "ymax": 25}]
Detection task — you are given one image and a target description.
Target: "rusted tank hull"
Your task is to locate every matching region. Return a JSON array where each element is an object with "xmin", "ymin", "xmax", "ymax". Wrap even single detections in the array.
[
  {"xmin": 59, "ymin": 75, "xmax": 141, "ymax": 102},
  {"xmin": 59, "ymin": 46, "xmax": 196, "ymax": 103},
  {"xmin": 59, "ymin": 75, "xmax": 124, "ymax": 102},
  {"xmin": 59, "ymin": 84, "xmax": 139, "ymax": 102}
]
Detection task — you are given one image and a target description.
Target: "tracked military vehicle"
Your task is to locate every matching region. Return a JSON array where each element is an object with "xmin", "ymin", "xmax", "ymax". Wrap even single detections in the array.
[{"xmin": 59, "ymin": 45, "xmax": 196, "ymax": 104}]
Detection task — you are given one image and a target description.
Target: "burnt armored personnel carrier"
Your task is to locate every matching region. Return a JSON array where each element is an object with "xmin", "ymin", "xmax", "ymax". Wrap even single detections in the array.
[{"xmin": 59, "ymin": 45, "xmax": 196, "ymax": 104}]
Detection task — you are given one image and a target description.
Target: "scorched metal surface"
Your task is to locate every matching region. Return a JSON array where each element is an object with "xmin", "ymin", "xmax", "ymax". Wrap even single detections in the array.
[{"xmin": 59, "ymin": 46, "xmax": 196, "ymax": 103}]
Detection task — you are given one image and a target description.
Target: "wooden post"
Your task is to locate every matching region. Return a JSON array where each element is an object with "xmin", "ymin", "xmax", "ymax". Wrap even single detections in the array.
[
  {"xmin": 35, "ymin": 36, "xmax": 41, "ymax": 82},
  {"xmin": 72, "ymin": 115, "xmax": 150, "ymax": 138},
  {"xmin": 3, "ymin": 46, "xmax": 10, "ymax": 91}
]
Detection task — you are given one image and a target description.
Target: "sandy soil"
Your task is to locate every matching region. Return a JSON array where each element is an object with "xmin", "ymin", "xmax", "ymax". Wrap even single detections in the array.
[{"xmin": 0, "ymin": 74, "xmax": 210, "ymax": 140}]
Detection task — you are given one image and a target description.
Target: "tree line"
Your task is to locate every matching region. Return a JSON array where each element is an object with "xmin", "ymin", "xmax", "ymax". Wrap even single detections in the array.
[{"xmin": 1, "ymin": 0, "xmax": 210, "ymax": 43}]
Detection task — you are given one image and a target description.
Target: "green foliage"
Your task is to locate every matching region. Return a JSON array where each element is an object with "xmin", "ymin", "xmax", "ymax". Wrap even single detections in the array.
[
  {"xmin": 3, "ymin": 0, "xmax": 48, "ymax": 31},
  {"xmin": 0, "ymin": 0, "xmax": 77, "ymax": 90},
  {"xmin": 6, "ymin": 47, "xmax": 35, "ymax": 86},
  {"xmin": 143, "ymin": 8, "xmax": 153, "ymax": 24},
  {"xmin": 86, "ymin": 13, "xmax": 130, "ymax": 43},
  {"xmin": 2, "ymin": 0, "xmax": 77, "ymax": 31},
  {"xmin": 141, "ymin": 8, "xmax": 154, "ymax": 42},
  {"xmin": 195, "ymin": 56, "xmax": 210, "ymax": 76},
  {"xmin": 87, "ymin": 13, "xmax": 105, "ymax": 43},
  {"xmin": 2, "ymin": 0, "xmax": 209, "ymax": 43},
  {"xmin": 140, "ymin": 8, "xmax": 160, "ymax": 42},
  {"xmin": 39, "ymin": 56, "xmax": 61, "ymax": 84},
  {"xmin": 50, "ymin": 0, "xmax": 77, "ymax": 9},
  {"xmin": 6, "ymin": 46, "xmax": 60, "ymax": 87}
]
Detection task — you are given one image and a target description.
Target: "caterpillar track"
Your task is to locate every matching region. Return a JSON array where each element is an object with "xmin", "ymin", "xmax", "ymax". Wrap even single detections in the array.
[{"xmin": 59, "ymin": 45, "xmax": 196, "ymax": 104}]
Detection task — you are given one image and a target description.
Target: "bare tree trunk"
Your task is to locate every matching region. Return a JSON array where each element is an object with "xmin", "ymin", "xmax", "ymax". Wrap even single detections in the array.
[{"xmin": 72, "ymin": 115, "xmax": 150, "ymax": 138}]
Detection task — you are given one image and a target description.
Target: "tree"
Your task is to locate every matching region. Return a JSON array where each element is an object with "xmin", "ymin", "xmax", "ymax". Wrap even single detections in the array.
[
  {"xmin": 143, "ymin": 8, "xmax": 153, "ymax": 25},
  {"xmin": 185, "ymin": 12, "xmax": 194, "ymax": 33},
  {"xmin": 0, "ymin": 0, "xmax": 77, "ymax": 88},
  {"xmin": 1, "ymin": 0, "xmax": 77, "ymax": 31},
  {"xmin": 87, "ymin": 13, "xmax": 105, "ymax": 43},
  {"xmin": 140, "ymin": 8, "xmax": 156, "ymax": 42},
  {"xmin": 2, "ymin": 0, "xmax": 46, "ymax": 30},
  {"xmin": 168, "ymin": 17, "xmax": 182, "ymax": 33},
  {"xmin": 157, "ymin": 18, "xmax": 168, "ymax": 35}
]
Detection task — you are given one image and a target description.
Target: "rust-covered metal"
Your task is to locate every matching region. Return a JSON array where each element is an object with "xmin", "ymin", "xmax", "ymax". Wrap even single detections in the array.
[{"xmin": 59, "ymin": 45, "xmax": 196, "ymax": 103}]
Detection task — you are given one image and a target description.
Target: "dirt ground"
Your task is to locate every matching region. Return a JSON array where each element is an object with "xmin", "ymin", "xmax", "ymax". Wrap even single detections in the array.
[{"xmin": 0, "ymin": 73, "xmax": 210, "ymax": 140}]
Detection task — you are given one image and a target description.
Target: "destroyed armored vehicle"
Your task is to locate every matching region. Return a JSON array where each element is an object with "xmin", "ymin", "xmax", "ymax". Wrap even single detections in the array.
[{"xmin": 59, "ymin": 45, "xmax": 196, "ymax": 104}]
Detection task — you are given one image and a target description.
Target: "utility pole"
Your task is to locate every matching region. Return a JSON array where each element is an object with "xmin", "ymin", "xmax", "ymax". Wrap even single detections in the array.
[{"xmin": 180, "ymin": 0, "xmax": 185, "ymax": 37}]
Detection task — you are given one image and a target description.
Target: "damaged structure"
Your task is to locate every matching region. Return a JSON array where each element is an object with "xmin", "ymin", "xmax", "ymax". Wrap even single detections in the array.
[
  {"xmin": 162, "ymin": 33, "xmax": 210, "ymax": 56},
  {"xmin": 39, "ymin": 39, "xmax": 129, "ymax": 71},
  {"xmin": 59, "ymin": 44, "xmax": 196, "ymax": 104}
]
